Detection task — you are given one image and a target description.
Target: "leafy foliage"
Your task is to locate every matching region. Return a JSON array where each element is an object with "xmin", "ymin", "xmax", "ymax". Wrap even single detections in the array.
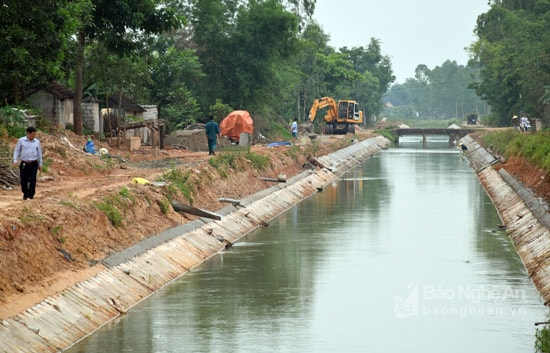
[
  {"xmin": 0, "ymin": 107, "xmax": 27, "ymax": 137},
  {"xmin": 0, "ymin": 0, "xmax": 86, "ymax": 103},
  {"xmin": 209, "ymin": 99, "xmax": 234, "ymax": 122},
  {"xmin": 1, "ymin": 0, "xmax": 400, "ymax": 140},
  {"xmin": 147, "ymin": 35, "xmax": 204, "ymax": 131},
  {"xmin": 536, "ymin": 325, "xmax": 550, "ymax": 353},
  {"xmin": 93, "ymin": 198, "xmax": 123, "ymax": 227},
  {"xmin": 162, "ymin": 166, "xmax": 194, "ymax": 204},
  {"xmin": 470, "ymin": 1, "xmax": 550, "ymax": 125},
  {"xmin": 72, "ymin": 0, "xmax": 184, "ymax": 135},
  {"xmin": 208, "ymin": 147, "xmax": 271, "ymax": 175}
]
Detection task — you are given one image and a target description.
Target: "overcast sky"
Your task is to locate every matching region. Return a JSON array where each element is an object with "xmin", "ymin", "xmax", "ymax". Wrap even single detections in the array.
[{"xmin": 312, "ymin": 0, "xmax": 490, "ymax": 84}]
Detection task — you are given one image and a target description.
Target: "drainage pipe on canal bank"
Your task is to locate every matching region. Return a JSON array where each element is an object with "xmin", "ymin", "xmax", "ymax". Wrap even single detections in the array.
[
  {"xmin": 0, "ymin": 135, "xmax": 391, "ymax": 353},
  {"xmin": 459, "ymin": 135, "xmax": 550, "ymax": 306}
]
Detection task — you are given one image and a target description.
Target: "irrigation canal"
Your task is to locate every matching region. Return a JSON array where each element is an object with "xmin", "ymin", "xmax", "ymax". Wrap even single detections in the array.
[{"xmin": 66, "ymin": 136, "xmax": 547, "ymax": 353}]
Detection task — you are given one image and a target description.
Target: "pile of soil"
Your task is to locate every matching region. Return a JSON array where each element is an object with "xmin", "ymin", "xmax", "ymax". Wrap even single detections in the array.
[{"xmin": 164, "ymin": 128, "xmax": 212, "ymax": 151}]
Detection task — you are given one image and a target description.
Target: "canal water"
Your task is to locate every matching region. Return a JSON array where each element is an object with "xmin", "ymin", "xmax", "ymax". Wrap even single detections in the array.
[{"xmin": 67, "ymin": 138, "xmax": 548, "ymax": 353}]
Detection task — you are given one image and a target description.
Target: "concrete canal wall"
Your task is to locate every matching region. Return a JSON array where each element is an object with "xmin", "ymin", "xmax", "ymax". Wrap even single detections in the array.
[
  {"xmin": 460, "ymin": 135, "xmax": 550, "ymax": 306},
  {"xmin": 0, "ymin": 136, "xmax": 391, "ymax": 353}
]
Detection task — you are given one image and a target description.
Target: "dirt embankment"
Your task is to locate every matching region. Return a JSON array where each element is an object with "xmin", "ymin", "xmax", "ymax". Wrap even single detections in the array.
[
  {"xmin": 468, "ymin": 130, "xmax": 550, "ymax": 206},
  {"xmin": 0, "ymin": 128, "xmax": 367, "ymax": 319},
  {"xmin": 0, "ymin": 128, "xmax": 547, "ymax": 320}
]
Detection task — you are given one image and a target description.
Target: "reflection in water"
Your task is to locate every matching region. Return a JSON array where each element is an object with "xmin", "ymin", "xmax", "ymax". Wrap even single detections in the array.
[{"xmin": 67, "ymin": 142, "xmax": 547, "ymax": 353}]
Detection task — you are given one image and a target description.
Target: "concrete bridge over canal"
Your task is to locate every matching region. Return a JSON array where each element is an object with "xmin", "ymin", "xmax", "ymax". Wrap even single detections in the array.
[{"xmin": 392, "ymin": 128, "xmax": 477, "ymax": 145}]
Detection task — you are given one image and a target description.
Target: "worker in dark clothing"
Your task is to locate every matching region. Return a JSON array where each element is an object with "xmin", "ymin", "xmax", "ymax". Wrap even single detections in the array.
[{"xmin": 205, "ymin": 115, "xmax": 221, "ymax": 155}]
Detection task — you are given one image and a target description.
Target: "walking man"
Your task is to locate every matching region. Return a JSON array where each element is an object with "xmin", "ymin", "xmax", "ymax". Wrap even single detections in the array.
[
  {"xmin": 13, "ymin": 126, "xmax": 43, "ymax": 200},
  {"xmin": 205, "ymin": 115, "xmax": 220, "ymax": 155}
]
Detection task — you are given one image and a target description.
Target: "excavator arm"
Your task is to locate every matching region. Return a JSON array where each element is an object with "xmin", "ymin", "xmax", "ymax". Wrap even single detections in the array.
[{"xmin": 308, "ymin": 97, "xmax": 338, "ymax": 124}]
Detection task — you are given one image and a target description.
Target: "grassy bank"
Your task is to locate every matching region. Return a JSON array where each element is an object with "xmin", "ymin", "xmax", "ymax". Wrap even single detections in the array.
[{"xmin": 480, "ymin": 130, "xmax": 550, "ymax": 172}]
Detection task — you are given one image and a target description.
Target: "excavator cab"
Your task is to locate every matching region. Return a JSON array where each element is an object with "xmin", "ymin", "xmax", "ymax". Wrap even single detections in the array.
[
  {"xmin": 340, "ymin": 101, "xmax": 361, "ymax": 121},
  {"xmin": 338, "ymin": 101, "xmax": 349, "ymax": 119}
]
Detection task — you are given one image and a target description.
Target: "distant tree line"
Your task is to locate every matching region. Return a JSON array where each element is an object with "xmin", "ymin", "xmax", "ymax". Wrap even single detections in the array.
[
  {"xmin": 384, "ymin": 1, "xmax": 549, "ymax": 127},
  {"xmin": 383, "ymin": 61, "xmax": 487, "ymax": 121},
  {"xmin": 0, "ymin": 0, "xmax": 394, "ymax": 136}
]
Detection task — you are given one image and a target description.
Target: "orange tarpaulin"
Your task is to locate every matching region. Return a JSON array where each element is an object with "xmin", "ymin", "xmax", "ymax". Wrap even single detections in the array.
[{"xmin": 220, "ymin": 110, "xmax": 254, "ymax": 142}]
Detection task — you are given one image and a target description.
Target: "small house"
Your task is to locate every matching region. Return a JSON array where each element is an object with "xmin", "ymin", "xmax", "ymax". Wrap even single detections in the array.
[{"xmin": 28, "ymin": 82, "xmax": 74, "ymax": 128}]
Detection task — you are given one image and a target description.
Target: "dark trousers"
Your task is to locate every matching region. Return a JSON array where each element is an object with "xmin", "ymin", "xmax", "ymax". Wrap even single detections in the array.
[
  {"xmin": 19, "ymin": 162, "xmax": 38, "ymax": 199},
  {"xmin": 207, "ymin": 137, "xmax": 217, "ymax": 155}
]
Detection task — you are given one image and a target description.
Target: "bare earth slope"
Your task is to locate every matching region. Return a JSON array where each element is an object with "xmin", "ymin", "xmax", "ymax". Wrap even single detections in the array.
[
  {"xmin": 0, "ymin": 129, "xmax": 367, "ymax": 319},
  {"xmin": 468, "ymin": 130, "xmax": 550, "ymax": 206}
]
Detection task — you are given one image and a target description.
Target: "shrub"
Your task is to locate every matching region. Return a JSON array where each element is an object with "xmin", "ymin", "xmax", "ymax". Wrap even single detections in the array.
[
  {"xmin": 536, "ymin": 326, "xmax": 550, "ymax": 353},
  {"xmin": 94, "ymin": 199, "xmax": 123, "ymax": 227},
  {"xmin": 162, "ymin": 166, "xmax": 194, "ymax": 204},
  {"xmin": 0, "ymin": 107, "xmax": 27, "ymax": 138}
]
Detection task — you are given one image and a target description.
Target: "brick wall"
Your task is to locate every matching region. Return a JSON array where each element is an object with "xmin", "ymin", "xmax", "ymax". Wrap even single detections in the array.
[{"xmin": 82, "ymin": 100, "xmax": 100, "ymax": 133}]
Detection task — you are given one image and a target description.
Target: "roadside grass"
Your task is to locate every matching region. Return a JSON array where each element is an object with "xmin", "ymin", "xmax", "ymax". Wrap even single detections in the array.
[
  {"xmin": 18, "ymin": 207, "xmax": 44, "ymax": 225},
  {"xmin": 304, "ymin": 139, "xmax": 321, "ymax": 157},
  {"xmin": 92, "ymin": 189, "xmax": 134, "ymax": 228},
  {"xmin": 94, "ymin": 199, "xmax": 122, "ymax": 227},
  {"xmin": 41, "ymin": 157, "xmax": 52, "ymax": 173},
  {"xmin": 158, "ymin": 199, "xmax": 171, "ymax": 214},
  {"xmin": 161, "ymin": 166, "xmax": 194, "ymax": 204},
  {"xmin": 536, "ymin": 325, "xmax": 550, "ymax": 353},
  {"xmin": 375, "ymin": 128, "xmax": 398, "ymax": 145},
  {"xmin": 208, "ymin": 147, "xmax": 271, "ymax": 175},
  {"xmin": 86, "ymin": 156, "xmax": 114, "ymax": 171},
  {"xmin": 481, "ymin": 130, "xmax": 550, "ymax": 172},
  {"xmin": 286, "ymin": 145, "xmax": 301, "ymax": 161}
]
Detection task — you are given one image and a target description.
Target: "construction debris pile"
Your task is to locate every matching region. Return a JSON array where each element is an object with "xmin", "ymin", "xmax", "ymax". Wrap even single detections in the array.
[{"xmin": 0, "ymin": 141, "xmax": 18, "ymax": 190}]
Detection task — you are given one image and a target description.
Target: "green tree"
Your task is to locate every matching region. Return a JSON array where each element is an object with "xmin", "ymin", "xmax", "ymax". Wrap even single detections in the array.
[
  {"xmin": 470, "ymin": 1, "xmax": 550, "ymax": 125},
  {"xmin": 297, "ymin": 34, "xmax": 394, "ymax": 125},
  {"xmin": 225, "ymin": 0, "xmax": 299, "ymax": 110},
  {"xmin": 339, "ymin": 38, "xmax": 395, "ymax": 123},
  {"xmin": 190, "ymin": 0, "xmax": 299, "ymax": 115},
  {"xmin": 428, "ymin": 60, "xmax": 485, "ymax": 119},
  {"xmin": 84, "ymin": 42, "xmax": 152, "ymax": 125},
  {"xmin": 295, "ymin": 22, "xmax": 333, "ymax": 120},
  {"xmin": 188, "ymin": 0, "xmax": 235, "ymax": 110},
  {"xmin": 73, "ymin": 0, "xmax": 182, "ymax": 135},
  {"xmin": 148, "ymin": 35, "xmax": 204, "ymax": 131},
  {"xmin": 0, "ymin": 0, "xmax": 86, "ymax": 104}
]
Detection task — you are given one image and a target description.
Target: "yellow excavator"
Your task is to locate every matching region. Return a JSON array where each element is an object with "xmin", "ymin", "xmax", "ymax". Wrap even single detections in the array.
[{"xmin": 307, "ymin": 97, "xmax": 363, "ymax": 134}]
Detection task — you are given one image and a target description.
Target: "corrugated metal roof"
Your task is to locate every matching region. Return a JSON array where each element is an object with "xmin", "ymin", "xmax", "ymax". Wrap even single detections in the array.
[{"xmin": 44, "ymin": 81, "xmax": 74, "ymax": 100}]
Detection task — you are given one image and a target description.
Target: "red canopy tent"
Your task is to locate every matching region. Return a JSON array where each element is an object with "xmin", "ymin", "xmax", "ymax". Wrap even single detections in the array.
[{"xmin": 220, "ymin": 110, "xmax": 254, "ymax": 142}]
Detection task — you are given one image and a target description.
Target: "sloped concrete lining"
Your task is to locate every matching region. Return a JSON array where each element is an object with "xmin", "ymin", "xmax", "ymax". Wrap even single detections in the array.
[
  {"xmin": 460, "ymin": 136, "xmax": 550, "ymax": 306},
  {"xmin": 0, "ymin": 135, "xmax": 391, "ymax": 353}
]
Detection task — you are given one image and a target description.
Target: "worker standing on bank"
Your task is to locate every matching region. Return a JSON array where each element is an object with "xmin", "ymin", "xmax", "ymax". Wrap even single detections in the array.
[
  {"xmin": 290, "ymin": 118, "xmax": 298, "ymax": 138},
  {"xmin": 13, "ymin": 126, "xmax": 43, "ymax": 200},
  {"xmin": 205, "ymin": 115, "xmax": 220, "ymax": 156}
]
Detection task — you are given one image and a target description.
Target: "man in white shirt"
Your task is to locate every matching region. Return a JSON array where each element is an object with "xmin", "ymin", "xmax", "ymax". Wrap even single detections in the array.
[
  {"xmin": 13, "ymin": 126, "xmax": 43, "ymax": 200},
  {"xmin": 290, "ymin": 118, "xmax": 298, "ymax": 138}
]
